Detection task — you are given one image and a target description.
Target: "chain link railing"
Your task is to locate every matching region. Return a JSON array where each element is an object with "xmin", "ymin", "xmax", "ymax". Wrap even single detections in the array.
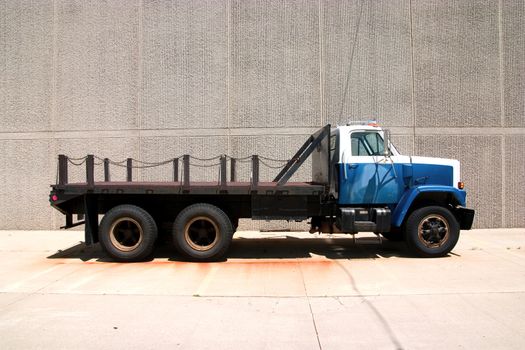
[{"xmin": 56, "ymin": 153, "xmax": 293, "ymax": 188}]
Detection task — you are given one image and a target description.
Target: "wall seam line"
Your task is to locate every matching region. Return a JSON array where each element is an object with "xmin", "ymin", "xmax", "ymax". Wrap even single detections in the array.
[
  {"xmin": 51, "ymin": 0, "xmax": 58, "ymax": 229},
  {"xmin": 408, "ymin": 0, "xmax": 416, "ymax": 155},
  {"xmin": 137, "ymin": 0, "xmax": 144, "ymax": 180},
  {"xmin": 227, "ymin": 0, "xmax": 232, "ymax": 156},
  {"xmin": 1, "ymin": 127, "xmax": 524, "ymax": 140},
  {"xmin": 498, "ymin": 0, "xmax": 506, "ymax": 227},
  {"xmin": 318, "ymin": 0, "xmax": 324, "ymax": 127}
]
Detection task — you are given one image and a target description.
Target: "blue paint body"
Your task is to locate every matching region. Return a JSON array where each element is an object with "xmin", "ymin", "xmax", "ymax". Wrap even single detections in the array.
[
  {"xmin": 337, "ymin": 163, "xmax": 405, "ymax": 205},
  {"xmin": 391, "ymin": 186, "xmax": 467, "ymax": 227},
  {"xmin": 338, "ymin": 161, "xmax": 462, "ymax": 227}
]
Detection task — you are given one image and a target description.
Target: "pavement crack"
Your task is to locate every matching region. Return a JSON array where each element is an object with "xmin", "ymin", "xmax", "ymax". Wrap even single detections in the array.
[
  {"xmin": 335, "ymin": 260, "xmax": 404, "ymax": 350},
  {"xmin": 298, "ymin": 262, "xmax": 323, "ymax": 350}
]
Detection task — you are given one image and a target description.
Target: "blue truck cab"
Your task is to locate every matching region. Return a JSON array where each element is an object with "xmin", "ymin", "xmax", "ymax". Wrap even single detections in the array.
[{"xmin": 315, "ymin": 122, "xmax": 475, "ymax": 257}]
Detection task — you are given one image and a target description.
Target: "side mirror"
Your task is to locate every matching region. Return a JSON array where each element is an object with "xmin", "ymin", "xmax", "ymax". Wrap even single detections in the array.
[{"xmin": 383, "ymin": 129, "xmax": 391, "ymax": 156}]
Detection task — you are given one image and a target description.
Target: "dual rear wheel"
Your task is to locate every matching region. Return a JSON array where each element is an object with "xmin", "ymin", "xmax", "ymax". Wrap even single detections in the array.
[{"xmin": 99, "ymin": 203, "xmax": 233, "ymax": 262}]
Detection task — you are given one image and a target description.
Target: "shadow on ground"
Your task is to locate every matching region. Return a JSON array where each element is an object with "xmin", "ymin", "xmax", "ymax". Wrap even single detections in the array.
[{"xmin": 47, "ymin": 235, "xmax": 411, "ymax": 262}]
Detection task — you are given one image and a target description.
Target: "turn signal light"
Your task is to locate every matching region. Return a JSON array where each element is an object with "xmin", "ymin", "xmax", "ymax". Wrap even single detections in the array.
[{"xmin": 458, "ymin": 182, "xmax": 464, "ymax": 189}]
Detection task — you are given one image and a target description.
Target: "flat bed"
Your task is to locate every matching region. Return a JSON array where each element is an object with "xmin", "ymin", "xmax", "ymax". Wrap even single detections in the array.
[
  {"xmin": 49, "ymin": 125, "xmax": 336, "ymax": 256},
  {"xmin": 52, "ymin": 181, "xmax": 326, "ymax": 196}
]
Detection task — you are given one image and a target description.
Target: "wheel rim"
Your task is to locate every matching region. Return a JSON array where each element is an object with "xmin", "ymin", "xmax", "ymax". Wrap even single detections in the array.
[
  {"xmin": 109, "ymin": 217, "xmax": 144, "ymax": 252},
  {"xmin": 417, "ymin": 214, "xmax": 450, "ymax": 248},
  {"xmin": 184, "ymin": 216, "xmax": 219, "ymax": 251}
]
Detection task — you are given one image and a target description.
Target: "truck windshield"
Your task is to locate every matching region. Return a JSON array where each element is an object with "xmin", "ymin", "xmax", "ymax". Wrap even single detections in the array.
[{"xmin": 351, "ymin": 132, "xmax": 385, "ymax": 156}]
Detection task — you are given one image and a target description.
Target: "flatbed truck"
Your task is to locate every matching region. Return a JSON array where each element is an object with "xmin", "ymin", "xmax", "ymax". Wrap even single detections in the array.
[{"xmin": 49, "ymin": 122, "xmax": 475, "ymax": 261}]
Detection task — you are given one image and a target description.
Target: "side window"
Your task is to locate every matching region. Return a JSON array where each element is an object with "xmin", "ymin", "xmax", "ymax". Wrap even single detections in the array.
[
  {"xmin": 364, "ymin": 132, "xmax": 385, "ymax": 155},
  {"xmin": 351, "ymin": 132, "xmax": 384, "ymax": 156},
  {"xmin": 351, "ymin": 135, "xmax": 369, "ymax": 156}
]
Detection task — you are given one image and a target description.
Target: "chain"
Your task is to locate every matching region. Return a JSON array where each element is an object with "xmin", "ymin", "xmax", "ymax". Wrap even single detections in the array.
[
  {"xmin": 190, "ymin": 155, "xmax": 222, "ymax": 161},
  {"xmin": 258, "ymin": 155, "xmax": 290, "ymax": 162},
  {"xmin": 67, "ymin": 158, "xmax": 86, "ymax": 166},
  {"xmin": 234, "ymin": 158, "xmax": 253, "ymax": 163},
  {"xmin": 67, "ymin": 156, "xmax": 87, "ymax": 161},
  {"xmin": 189, "ymin": 162, "xmax": 221, "ymax": 168},
  {"xmin": 107, "ymin": 160, "xmax": 128, "ymax": 168},
  {"xmin": 107, "ymin": 158, "xmax": 128, "ymax": 165},
  {"xmin": 130, "ymin": 161, "xmax": 173, "ymax": 169},
  {"xmin": 259, "ymin": 159, "xmax": 287, "ymax": 169},
  {"xmin": 64, "ymin": 154, "xmax": 291, "ymax": 169},
  {"xmin": 226, "ymin": 155, "xmax": 252, "ymax": 161}
]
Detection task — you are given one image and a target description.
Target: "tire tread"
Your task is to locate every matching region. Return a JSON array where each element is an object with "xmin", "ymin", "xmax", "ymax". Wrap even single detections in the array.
[
  {"xmin": 173, "ymin": 203, "xmax": 233, "ymax": 261},
  {"xmin": 404, "ymin": 205, "xmax": 460, "ymax": 258},
  {"xmin": 99, "ymin": 204, "xmax": 158, "ymax": 262}
]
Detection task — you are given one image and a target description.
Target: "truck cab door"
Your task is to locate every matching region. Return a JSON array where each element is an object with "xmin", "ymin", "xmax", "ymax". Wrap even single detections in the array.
[{"xmin": 338, "ymin": 130, "xmax": 406, "ymax": 205}]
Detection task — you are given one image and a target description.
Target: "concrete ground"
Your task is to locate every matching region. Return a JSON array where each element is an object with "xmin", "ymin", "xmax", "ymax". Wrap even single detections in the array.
[{"xmin": 0, "ymin": 229, "xmax": 524, "ymax": 350}]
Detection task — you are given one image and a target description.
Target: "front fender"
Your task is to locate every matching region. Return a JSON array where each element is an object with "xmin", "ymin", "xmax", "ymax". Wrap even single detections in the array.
[{"xmin": 392, "ymin": 186, "xmax": 467, "ymax": 227}]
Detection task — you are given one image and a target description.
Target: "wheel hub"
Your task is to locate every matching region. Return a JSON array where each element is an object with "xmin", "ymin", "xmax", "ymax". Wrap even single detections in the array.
[
  {"xmin": 418, "ymin": 214, "xmax": 449, "ymax": 248},
  {"xmin": 109, "ymin": 217, "xmax": 144, "ymax": 252},
  {"xmin": 184, "ymin": 216, "xmax": 219, "ymax": 252}
]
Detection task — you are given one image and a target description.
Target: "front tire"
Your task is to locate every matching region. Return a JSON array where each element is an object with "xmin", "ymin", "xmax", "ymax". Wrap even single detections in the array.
[
  {"xmin": 404, "ymin": 206, "xmax": 460, "ymax": 258},
  {"xmin": 99, "ymin": 205, "xmax": 158, "ymax": 262},
  {"xmin": 172, "ymin": 203, "xmax": 233, "ymax": 261}
]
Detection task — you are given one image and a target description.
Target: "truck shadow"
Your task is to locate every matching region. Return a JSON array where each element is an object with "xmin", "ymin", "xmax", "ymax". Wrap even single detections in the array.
[
  {"xmin": 47, "ymin": 236, "xmax": 414, "ymax": 262},
  {"xmin": 226, "ymin": 236, "xmax": 411, "ymax": 260}
]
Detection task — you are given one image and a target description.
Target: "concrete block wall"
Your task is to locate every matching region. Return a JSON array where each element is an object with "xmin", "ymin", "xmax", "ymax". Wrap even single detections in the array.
[{"xmin": 0, "ymin": 0, "xmax": 523, "ymax": 230}]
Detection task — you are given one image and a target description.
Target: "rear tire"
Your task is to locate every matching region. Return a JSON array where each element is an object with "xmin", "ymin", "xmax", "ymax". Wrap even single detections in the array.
[
  {"xmin": 404, "ymin": 206, "xmax": 460, "ymax": 258},
  {"xmin": 172, "ymin": 203, "xmax": 233, "ymax": 261},
  {"xmin": 99, "ymin": 205, "xmax": 158, "ymax": 262}
]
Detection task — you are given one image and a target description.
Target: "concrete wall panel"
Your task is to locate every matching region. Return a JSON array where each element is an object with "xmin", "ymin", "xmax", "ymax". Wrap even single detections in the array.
[
  {"xmin": 139, "ymin": 136, "xmax": 228, "ymax": 182},
  {"xmin": 503, "ymin": 1, "xmax": 525, "ymax": 126},
  {"xmin": 391, "ymin": 134, "xmax": 414, "ymax": 156},
  {"xmin": 230, "ymin": 134, "xmax": 312, "ymax": 183},
  {"xmin": 0, "ymin": 1, "xmax": 524, "ymax": 230},
  {"xmin": 142, "ymin": 0, "xmax": 229, "ymax": 130},
  {"xmin": 322, "ymin": 0, "xmax": 413, "ymax": 127},
  {"xmin": 54, "ymin": 0, "xmax": 139, "ymax": 131},
  {"xmin": 230, "ymin": 0, "xmax": 320, "ymax": 128},
  {"xmin": 416, "ymin": 135, "xmax": 502, "ymax": 228},
  {"xmin": 0, "ymin": 139, "xmax": 54, "ymax": 229},
  {"xmin": 412, "ymin": 1, "xmax": 501, "ymax": 127},
  {"xmin": 504, "ymin": 135, "xmax": 525, "ymax": 227},
  {"xmin": 0, "ymin": 1, "xmax": 53, "ymax": 132}
]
